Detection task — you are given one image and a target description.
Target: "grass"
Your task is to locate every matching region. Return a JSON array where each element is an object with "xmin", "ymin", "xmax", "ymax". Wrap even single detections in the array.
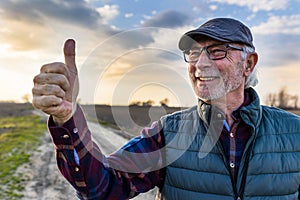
[{"xmin": 0, "ymin": 115, "xmax": 46, "ymax": 199}]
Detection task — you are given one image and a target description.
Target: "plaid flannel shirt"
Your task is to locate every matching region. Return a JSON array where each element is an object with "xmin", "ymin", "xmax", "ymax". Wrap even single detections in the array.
[
  {"xmin": 48, "ymin": 106, "xmax": 165, "ymax": 199},
  {"xmin": 48, "ymin": 92, "xmax": 251, "ymax": 199}
]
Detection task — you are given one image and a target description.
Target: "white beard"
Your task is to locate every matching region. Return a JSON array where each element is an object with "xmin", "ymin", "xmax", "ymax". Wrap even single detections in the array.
[{"xmin": 196, "ymin": 60, "xmax": 245, "ymax": 101}]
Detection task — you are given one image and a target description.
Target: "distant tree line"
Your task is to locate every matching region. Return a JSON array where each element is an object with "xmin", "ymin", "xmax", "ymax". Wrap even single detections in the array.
[
  {"xmin": 266, "ymin": 87, "xmax": 299, "ymax": 110},
  {"xmin": 129, "ymin": 98, "xmax": 170, "ymax": 107}
]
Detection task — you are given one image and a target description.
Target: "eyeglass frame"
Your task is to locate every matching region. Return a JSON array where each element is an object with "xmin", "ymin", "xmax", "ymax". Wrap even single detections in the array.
[{"xmin": 183, "ymin": 43, "xmax": 244, "ymax": 63}]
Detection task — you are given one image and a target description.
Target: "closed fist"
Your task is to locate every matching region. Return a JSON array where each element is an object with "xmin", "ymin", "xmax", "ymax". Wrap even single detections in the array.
[{"xmin": 32, "ymin": 39, "xmax": 79, "ymax": 125}]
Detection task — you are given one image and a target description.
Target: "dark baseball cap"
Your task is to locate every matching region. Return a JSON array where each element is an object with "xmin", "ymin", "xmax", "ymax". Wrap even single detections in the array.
[{"xmin": 178, "ymin": 18, "xmax": 255, "ymax": 51}]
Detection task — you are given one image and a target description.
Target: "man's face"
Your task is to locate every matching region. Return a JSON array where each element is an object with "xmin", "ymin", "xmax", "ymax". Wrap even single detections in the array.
[{"xmin": 188, "ymin": 39, "xmax": 246, "ymax": 101}]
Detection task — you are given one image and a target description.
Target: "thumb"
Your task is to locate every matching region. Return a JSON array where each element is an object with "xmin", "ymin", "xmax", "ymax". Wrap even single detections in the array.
[
  {"xmin": 64, "ymin": 39, "xmax": 77, "ymax": 73},
  {"xmin": 63, "ymin": 39, "xmax": 79, "ymax": 103}
]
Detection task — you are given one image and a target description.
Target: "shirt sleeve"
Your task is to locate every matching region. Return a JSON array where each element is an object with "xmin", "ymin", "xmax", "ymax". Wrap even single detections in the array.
[{"xmin": 48, "ymin": 105, "xmax": 165, "ymax": 199}]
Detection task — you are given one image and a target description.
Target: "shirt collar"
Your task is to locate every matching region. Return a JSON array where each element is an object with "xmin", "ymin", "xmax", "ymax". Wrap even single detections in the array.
[
  {"xmin": 197, "ymin": 89, "xmax": 253, "ymax": 125},
  {"xmin": 232, "ymin": 90, "xmax": 251, "ymax": 121}
]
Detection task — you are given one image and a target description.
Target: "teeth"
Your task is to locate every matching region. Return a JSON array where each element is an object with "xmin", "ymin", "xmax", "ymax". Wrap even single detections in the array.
[{"xmin": 199, "ymin": 77, "xmax": 216, "ymax": 81}]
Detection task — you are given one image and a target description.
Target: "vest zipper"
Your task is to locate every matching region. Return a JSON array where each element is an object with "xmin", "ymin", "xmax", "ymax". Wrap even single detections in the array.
[
  {"xmin": 236, "ymin": 123, "xmax": 257, "ymax": 199},
  {"xmin": 215, "ymin": 140, "xmax": 239, "ymax": 198}
]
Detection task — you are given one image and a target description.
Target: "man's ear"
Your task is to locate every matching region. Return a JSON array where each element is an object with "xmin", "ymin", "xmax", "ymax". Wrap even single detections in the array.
[{"xmin": 244, "ymin": 52, "xmax": 258, "ymax": 76}]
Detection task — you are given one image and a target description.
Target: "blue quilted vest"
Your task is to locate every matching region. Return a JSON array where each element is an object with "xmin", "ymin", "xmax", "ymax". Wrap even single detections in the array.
[{"xmin": 156, "ymin": 88, "xmax": 300, "ymax": 200}]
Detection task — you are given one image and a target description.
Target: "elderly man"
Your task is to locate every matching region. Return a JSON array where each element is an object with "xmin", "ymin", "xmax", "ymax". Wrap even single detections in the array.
[{"xmin": 32, "ymin": 18, "xmax": 300, "ymax": 200}]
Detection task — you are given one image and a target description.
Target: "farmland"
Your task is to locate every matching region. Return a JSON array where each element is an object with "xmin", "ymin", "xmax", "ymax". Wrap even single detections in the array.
[
  {"xmin": 0, "ymin": 103, "xmax": 46, "ymax": 199},
  {"xmin": 82, "ymin": 104, "xmax": 183, "ymax": 136}
]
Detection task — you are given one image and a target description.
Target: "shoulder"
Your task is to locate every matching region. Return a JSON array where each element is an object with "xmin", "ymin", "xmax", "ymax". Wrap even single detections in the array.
[
  {"xmin": 161, "ymin": 106, "xmax": 198, "ymax": 121},
  {"xmin": 260, "ymin": 105, "xmax": 300, "ymax": 133},
  {"xmin": 159, "ymin": 106, "xmax": 201, "ymax": 132},
  {"xmin": 262, "ymin": 106, "xmax": 300, "ymax": 121}
]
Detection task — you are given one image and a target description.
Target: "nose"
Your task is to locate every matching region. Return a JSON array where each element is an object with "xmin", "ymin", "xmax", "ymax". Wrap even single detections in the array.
[{"xmin": 194, "ymin": 49, "xmax": 211, "ymax": 70}]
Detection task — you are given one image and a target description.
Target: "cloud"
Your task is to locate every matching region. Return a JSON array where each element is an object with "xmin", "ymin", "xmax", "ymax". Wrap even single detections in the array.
[
  {"xmin": 79, "ymin": 45, "xmax": 192, "ymax": 105},
  {"xmin": 209, "ymin": 0, "xmax": 289, "ymax": 12},
  {"xmin": 77, "ymin": 25, "xmax": 192, "ymax": 104},
  {"xmin": 0, "ymin": 0, "xmax": 102, "ymax": 28},
  {"xmin": 142, "ymin": 10, "xmax": 190, "ymax": 28},
  {"xmin": 0, "ymin": 20, "xmax": 51, "ymax": 51},
  {"xmin": 209, "ymin": 5, "xmax": 218, "ymax": 11},
  {"xmin": 0, "ymin": 0, "xmax": 121, "ymax": 51},
  {"xmin": 125, "ymin": 13, "xmax": 134, "ymax": 18},
  {"xmin": 251, "ymin": 15, "xmax": 300, "ymax": 35},
  {"xmin": 96, "ymin": 4, "xmax": 119, "ymax": 24},
  {"xmin": 255, "ymin": 34, "xmax": 300, "ymax": 67},
  {"xmin": 242, "ymin": 15, "xmax": 300, "ymax": 68}
]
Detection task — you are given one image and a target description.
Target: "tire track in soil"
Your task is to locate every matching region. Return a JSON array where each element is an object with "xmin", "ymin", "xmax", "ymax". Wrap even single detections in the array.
[{"xmin": 19, "ymin": 131, "xmax": 76, "ymax": 200}]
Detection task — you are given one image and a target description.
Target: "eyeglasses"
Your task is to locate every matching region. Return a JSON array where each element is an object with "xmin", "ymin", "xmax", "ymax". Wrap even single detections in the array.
[{"xmin": 183, "ymin": 44, "xmax": 244, "ymax": 63}]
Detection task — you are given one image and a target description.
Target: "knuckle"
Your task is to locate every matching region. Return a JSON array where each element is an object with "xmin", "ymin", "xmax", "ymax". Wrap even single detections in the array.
[
  {"xmin": 33, "ymin": 74, "xmax": 40, "ymax": 83},
  {"xmin": 41, "ymin": 62, "xmax": 66, "ymax": 73},
  {"xmin": 50, "ymin": 96, "xmax": 62, "ymax": 106},
  {"xmin": 41, "ymin": 63, "xmax": 55, "ymax": 72},
  {"xmin": 57, "ymin": 75, "xmax": 70, "ymax": 90},
  {"xmin": 40, "ymin": 64, "xmax": 48, "ymax": 72},
  {"xmin": 53, "ymin": 85, "xmax": 65, "ymax": 97},
  {"xmin": 40, "ymin": 96, "xmax": 52, "ymax": 107},
  {"xmin": 43, "ymin": 84, "xmax": 51, "ymax": 91},
  {"xmin": 32, "ymin": 87, "xmax": 38, "ymax": 95},
  {"xmin": 32, "ymin": 97, "xmax": 41, "ymax": 109},
  {"xmin": 46, "ymin": 84, "xmax": 62, "ymax": 96}
]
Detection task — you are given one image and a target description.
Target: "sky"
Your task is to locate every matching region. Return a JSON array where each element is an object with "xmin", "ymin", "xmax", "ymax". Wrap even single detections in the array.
[{"xmin": 0, "ymin": 0, "xmax": 299, "ymax": 107}]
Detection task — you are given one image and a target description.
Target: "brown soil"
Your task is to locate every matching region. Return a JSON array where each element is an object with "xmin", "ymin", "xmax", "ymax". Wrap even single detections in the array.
[{"xmin": 0, "ymin": 102, "xmax": 34, "ymax": 118}]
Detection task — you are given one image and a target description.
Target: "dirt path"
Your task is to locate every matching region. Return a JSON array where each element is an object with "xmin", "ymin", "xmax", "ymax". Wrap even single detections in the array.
[
  {"xmin": 19, "ymin": 131, "xmax": 76, "ymax": 200},
  {"xmin": 20, "ymin": 113, "xmax": 156, "ymax": 199}
]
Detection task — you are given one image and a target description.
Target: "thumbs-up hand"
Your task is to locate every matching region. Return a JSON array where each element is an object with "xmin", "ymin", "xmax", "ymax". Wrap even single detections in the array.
[{"xmin": 32, "ymin": 39, "xmax": 79, "ymax": 125}]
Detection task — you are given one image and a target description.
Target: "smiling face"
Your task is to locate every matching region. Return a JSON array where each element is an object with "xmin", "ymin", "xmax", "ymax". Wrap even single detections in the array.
[{"xmin": 188, "ymin": 39, "xmax": 247, "ymax": 101}]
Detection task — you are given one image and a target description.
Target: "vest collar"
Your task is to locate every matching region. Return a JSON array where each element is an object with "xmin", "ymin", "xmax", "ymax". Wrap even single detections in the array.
[{"xmin": 197, "ymin": 88, "xmax": 262, "ymax": 128}]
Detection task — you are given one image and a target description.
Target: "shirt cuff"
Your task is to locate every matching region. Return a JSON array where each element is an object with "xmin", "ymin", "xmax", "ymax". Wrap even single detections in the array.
[{"xmin": 48, "ymin": 105, "xmax": 88, "ymax": 150}]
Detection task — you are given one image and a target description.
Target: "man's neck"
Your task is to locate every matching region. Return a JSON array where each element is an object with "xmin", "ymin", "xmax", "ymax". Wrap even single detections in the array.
[{"xmin": 203, "ymin": 89, "xmax": 245, "ymax": 127}]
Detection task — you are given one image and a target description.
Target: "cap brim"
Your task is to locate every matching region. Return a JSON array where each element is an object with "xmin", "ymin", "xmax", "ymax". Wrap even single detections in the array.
[{"xmin": 178, "ymin": 30, "xmax": 231, "ymax": 51}]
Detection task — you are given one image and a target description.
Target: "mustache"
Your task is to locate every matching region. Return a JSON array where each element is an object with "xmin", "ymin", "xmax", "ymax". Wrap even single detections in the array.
[{"xmin": 195, "ymin": 70, "xmax": 221, "ymax": 77}]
